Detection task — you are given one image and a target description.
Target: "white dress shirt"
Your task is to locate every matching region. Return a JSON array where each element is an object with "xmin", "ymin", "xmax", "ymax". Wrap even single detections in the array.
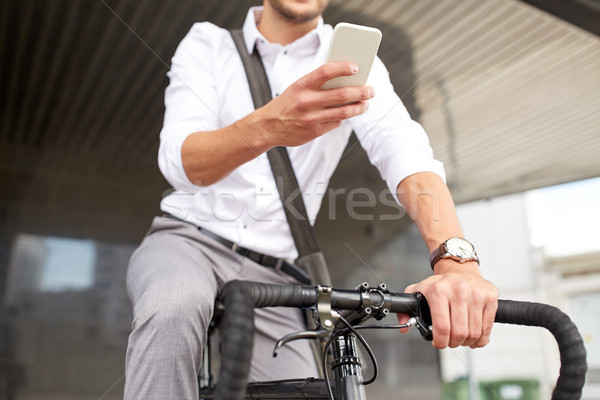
[{"xmin": 158, "ymin": 7, "xmax": 445, "ymax": 259}]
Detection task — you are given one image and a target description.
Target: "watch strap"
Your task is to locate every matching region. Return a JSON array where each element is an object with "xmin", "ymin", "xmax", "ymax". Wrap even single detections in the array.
[
  {"xmin": 429, "ymin": 242, "xmax": 447, "ymax": 270},
  {"xmin": 429, "ymin": 238, "xmax": 479, "ymax": 270}
]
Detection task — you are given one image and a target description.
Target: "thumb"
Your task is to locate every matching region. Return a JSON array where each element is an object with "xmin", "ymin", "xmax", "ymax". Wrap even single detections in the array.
[
  {"xmin": 397, "ymin": 283, "xmax": 418, "ymax": 334},
  {"xmin": 404, "ymin": 283, "xmax": 418, "ymax": 294}
]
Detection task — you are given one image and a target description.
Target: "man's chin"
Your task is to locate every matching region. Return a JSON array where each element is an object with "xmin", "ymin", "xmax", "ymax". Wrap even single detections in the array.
[{"xmin": 268, "ymin": 0, "xmax": 328, "ymax": 24}]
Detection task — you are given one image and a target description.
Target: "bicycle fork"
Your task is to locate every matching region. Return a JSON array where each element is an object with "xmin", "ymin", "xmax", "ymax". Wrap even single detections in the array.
[{"xmin": 331, "ymin": 333, "xmax": 367, "ymax": 400}]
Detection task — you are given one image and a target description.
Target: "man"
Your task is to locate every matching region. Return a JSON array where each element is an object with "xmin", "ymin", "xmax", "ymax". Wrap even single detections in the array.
[{"xmin": 124, "ymin": 0, "xmax": 499, "ymax": 398}]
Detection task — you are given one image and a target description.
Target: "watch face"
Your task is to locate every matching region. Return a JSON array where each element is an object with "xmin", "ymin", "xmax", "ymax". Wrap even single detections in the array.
[{"xmin": 445, "ymin": 237, "xmax": 474, "ymax": 258}]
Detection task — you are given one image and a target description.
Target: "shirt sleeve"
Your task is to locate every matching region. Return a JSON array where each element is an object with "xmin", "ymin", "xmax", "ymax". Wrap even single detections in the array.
[
  {"xmin": 158, "ymin": 23, "xmax": 223, "ymax": 193},
  {"xmin": 350, "ymin": 57, "xmax": 446, "ymax": 202}
]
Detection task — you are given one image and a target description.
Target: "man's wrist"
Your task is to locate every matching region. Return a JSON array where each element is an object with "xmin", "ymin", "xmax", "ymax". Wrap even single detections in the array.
[
  {"xmin": 238, "ymin": 109, "xmax": 275, "ymax": 152},
  {"xmin": 433, "ymin": 258, "xmax": 481, "ymax": 275},
  {"xmin": 430, "ymin": 237, "xmax": 479, "ymax": 270}
]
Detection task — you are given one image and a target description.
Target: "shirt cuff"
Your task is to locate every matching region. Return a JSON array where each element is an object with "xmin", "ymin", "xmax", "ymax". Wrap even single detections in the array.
[
  {"xmin": 158, "ymin": 122, "xmax": 203, "ymax": 193},
  {"xmin": 384, "ymin": 155, "xmax": 447, "ymax": 205}
]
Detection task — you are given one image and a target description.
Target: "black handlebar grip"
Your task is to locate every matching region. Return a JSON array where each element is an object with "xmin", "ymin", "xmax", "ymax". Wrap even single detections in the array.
[
  {"xmin": 245, "ymin": 281, "xmax": 317, "ymax": 308},
  {"xmin": 495, "ymin": 299, "xmax": 587, "ymax": 400},
  {"xmin": 213, "ymin": 281, "xmax": 316, "ymax": 400},
  {"xmin": 213, "ymin": 281, "xmax": 255, "ymax": 400}
]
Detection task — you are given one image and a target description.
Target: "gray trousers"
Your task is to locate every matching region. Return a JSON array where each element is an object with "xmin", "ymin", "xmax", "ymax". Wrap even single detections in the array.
[{"xmin": 124, "ymin": 216, "xmax": 319, "ymax": 400}]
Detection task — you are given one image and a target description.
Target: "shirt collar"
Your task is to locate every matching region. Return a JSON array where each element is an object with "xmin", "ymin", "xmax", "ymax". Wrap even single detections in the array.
[{"xmin": 241, "ymin": 6, "xmax": 325, "ymax": 55}]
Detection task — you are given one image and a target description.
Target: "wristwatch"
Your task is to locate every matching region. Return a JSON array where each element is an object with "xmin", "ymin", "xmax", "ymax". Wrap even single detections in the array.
[{"xmin": 430, "ymin": 237, "xmax": 479, "ymax": 270}]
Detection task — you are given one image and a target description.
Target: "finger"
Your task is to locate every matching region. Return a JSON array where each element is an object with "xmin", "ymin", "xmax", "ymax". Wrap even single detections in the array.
[
  {"xmin": 404, "ymin": 284, "xmax": 417, "ymax": 293},
  {"xmin": 464, "ymin": 301, "xmax": 484, "ymax": 348},
  {"xmin": 313, "ymin": 120, "xmax": 343, "ymax": 137},
  {"xmin": 470, "ymin": 300, "xmax": 498, "ymax": 348},
  {"xmin": 311, "ymin": 100, "xmax": 369, "ymax": 124},
  {"xmin": 397, "ymin": 313, "xmax": 410, "ymax": 334},
  {"xmin": 448, "ymin": 294, "xmax": 469, "ymax": 348},
  {"xmin": 302, "ymin": 61, "xmax": 358, "ymax": 89},
  {"xmin": 429, "ymin": 297, "xmax": 451, "ymax": 349},
  {"xmin": 319, "ymin": 85, "xmax": 375, "ymax": 108},
  {"xmin": 397, "ymin": 284, "xmax": 419, "ymax": 334}
]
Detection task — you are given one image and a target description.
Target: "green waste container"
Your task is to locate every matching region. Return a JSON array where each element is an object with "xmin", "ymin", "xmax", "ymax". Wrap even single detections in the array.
[
  {"xmin": 442, "ymin": 378, "xmax": 539, "ymax": 400},
  {"xmin": 441, "ymin": 378, "xmax": 471, "ymax": 400},
  {"xmin": 481, "ymin": 379, "xmax": 539, "ymax": 400}
]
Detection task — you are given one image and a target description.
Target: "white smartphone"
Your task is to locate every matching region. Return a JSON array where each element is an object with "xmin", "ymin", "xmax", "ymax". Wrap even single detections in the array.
[{"xmin": 322, "ymin": 22, "xmax": 382, "ymax": 90}]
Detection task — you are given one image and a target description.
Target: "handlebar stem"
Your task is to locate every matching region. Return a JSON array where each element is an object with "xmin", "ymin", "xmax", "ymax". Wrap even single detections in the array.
[{"xmin": 331, "ymin": 334, "xmax": 367, "ymax": 400}]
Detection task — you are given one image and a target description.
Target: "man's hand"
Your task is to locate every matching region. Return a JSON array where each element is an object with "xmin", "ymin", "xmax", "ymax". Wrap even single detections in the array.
[
  {"xmin": 398, "ymin": 259, "xmax": 498, "ymax": 349},
  {"xmin": 181, "ymin": 61, "xmax": 374, "ymax": 186},
  {"xmin": 255, "ymin": 61, "xmax": 375, "ymax": 148}
]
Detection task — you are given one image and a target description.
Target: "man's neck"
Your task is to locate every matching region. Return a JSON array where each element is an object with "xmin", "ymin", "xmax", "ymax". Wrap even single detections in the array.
[{"xmin": 257, "ymin": 4, "xmax": 320, "ymax": 45}]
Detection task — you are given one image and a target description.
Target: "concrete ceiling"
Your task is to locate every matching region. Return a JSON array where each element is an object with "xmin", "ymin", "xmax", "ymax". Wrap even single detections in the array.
[
  {"xmin": 1, "ymin": 0, "xmax": 599, "ymax": 251},
  {"xmin": 325, "ymin": 0, "xmax": 600, "ymax": 203}
]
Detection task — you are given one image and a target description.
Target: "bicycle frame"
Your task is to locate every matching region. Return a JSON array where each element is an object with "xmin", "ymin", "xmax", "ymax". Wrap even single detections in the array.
[{"xmin": 199, "ymin": 321, "xmax": 367, "ymax": 399}]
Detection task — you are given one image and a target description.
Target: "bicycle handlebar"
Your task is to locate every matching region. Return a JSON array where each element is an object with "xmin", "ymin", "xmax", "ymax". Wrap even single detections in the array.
[{"xmin": 214, "ymin": 280, "xmax": 587, "ymax": 400}]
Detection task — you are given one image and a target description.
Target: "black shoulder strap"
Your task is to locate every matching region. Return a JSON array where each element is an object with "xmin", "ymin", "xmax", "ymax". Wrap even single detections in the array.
[
  {"xmin": 231, "ymin": 35, "xmax": 333, "ymax": 373},
  {"xmin": 230, "ymin": 29, "xmax": 322, "ymax": 257}
]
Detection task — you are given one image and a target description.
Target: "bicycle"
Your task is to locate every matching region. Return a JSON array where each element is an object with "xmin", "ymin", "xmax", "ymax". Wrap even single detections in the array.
[{"xmin": 198, "ymin": 280, "xmax": 587, "ymax": 399}]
